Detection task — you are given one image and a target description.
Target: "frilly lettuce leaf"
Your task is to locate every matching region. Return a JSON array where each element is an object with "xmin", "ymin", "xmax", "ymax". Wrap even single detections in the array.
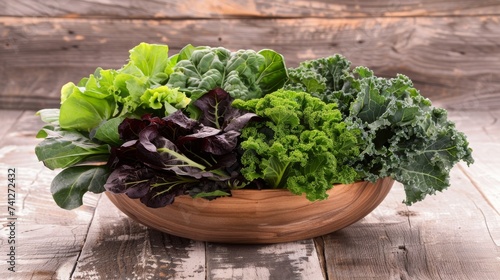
[
  {"xmin": 57, "ymin": 43, "xmax": 190, "ymax": 134},
  {"xmin": 59, "ymin": 76, "xmax": 116, "ymax": 132},
  {"xmin": 121, "ymin": 42, "xmax": 171, "ymax": 85},
  {"xmin": 139, "ymin": 86, "xmax": 191, "ymax": 115}
]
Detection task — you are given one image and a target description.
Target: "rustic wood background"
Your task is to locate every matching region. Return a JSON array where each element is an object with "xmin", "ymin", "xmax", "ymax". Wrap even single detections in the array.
[
  {"xmin": 1, "ymin": 1, "xmax": 500, "ymax": 279},
  {"xmin": 1, "ymin": 0, "xmax": 500, "ymax": 111}
]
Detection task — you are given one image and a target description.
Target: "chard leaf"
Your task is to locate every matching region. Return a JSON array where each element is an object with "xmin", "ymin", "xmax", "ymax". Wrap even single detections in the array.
[
  {"xmin": 224, "ymin": 112, "xmax": 259, "ymax": 132},
  {"xmin": 105, "ymin": 163, "xmax": 197, "ymax": 208},
  {"xmin": 194, "ymin": 88, "xmax": 232, "ymax": 129},
  {"xmin": 107, "ymin": 90, "xmax": 254, "ymax": 207},
  {"xmin": 35, "ymin": 126, "xmax": 110, "ymax": 170},
  {"xmin": 193, "ymin": 87, "xmax": 258, "ymax": 132},
  {"xmin": 136, "ymin": 126, "xmax": 208, "ymax": 175},
  {"xmin": 51, "ymin": 166, "xmax": 110, "ymax": 209},
  {"xmin": 140, "ymin": 175, "xmax": 197, "ymax": 208},
  {"xmin": 104, "ymin": 164, "xmax": 157, "ymax": 199}
]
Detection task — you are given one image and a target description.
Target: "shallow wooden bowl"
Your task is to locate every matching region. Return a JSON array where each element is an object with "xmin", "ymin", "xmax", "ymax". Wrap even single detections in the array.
[{"xmin": 106, "ymin": 177, "xmax": 394, "ymax": 244}]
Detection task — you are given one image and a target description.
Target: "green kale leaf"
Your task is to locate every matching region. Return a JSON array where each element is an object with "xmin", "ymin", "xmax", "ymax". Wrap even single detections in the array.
[
  {"xmin": 285, "ymin": 58, "xmax": 474, "ymax": 204},
  {"xmin": 233, "ymin": 89, "xmax": 361, "ymax": 201}
]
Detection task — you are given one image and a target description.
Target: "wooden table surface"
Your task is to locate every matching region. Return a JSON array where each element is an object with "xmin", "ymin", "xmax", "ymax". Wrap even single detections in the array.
[{"xmin": 0, "ymin": 108, "xmax": 498, "ymax": 280}]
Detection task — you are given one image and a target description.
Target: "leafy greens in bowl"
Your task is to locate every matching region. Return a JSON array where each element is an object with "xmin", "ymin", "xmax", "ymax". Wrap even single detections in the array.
[{"xmin": 35, "ymin": 43, "xmax": 473, "ymax": 210}]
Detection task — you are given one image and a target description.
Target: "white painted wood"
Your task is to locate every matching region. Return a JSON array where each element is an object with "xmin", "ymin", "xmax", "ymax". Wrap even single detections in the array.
[
  {"xmin": 0, "ymin": 111, "xmax": 99, "ymax": 280},
  {"xmin": 318, "ymin": 110, "xmax": 500, "ymax": 279},
  {"xmin": 207, "ymin": 239, "xmax": 325, "ymax": 280},
  {"xmin": 450, "ymin": 110, "xmax": 500, "ymax": 214}
]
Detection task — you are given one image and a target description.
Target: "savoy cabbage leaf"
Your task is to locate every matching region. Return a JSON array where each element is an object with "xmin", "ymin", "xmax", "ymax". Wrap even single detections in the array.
[{"xmin": 167, "ymin": 45, "xmax": 287, "ymax": 101}]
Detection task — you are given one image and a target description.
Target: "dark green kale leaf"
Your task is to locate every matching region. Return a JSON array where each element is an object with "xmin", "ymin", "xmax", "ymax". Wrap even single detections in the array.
[
  {"xmin": 284, "ymin": 54, "xmax": 355, "ymax": 115},
  {"xmin": 285, "ymin": 59, "xmax": 474, "ymax": 205}
]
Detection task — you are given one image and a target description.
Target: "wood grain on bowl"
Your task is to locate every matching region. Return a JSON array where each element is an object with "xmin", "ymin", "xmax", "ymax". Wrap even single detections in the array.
[{"xmin": 105, "ymin": 177, "xmax": 394, "ymax": 244}]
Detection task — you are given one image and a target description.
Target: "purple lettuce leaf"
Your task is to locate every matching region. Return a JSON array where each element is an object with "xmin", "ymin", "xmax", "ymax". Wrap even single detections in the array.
[
  {"xmin": 108, "ymin": 87, "xmax": 259, "ymax": 208},
  {"xmin": 193, "ymin": 88, "xmax": 232, "ymax": 129},
  {"xmin": 104, "ymin": 164, "xmax": 155, "ymax": 198}
]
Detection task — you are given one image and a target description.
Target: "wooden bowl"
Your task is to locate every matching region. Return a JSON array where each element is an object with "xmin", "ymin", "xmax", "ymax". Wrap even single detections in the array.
[{"xmin": 105, "ymin": 177, "xmax": 394, "ymax": 244}]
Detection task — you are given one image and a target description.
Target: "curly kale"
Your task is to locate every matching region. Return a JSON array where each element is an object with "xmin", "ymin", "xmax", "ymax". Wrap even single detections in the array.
[
  {"xmin": 285, "ymin": 57, "xmax": 474, "ymax": 205},
  {"xmin": 232, "ymin": 89, "xmax": 361, "ymax": 201}
]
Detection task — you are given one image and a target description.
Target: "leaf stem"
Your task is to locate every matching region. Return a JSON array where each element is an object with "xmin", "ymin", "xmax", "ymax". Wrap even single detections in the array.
[{"xmin": 157, "ymin": 148, "xmax": 206, "ymax": 170}]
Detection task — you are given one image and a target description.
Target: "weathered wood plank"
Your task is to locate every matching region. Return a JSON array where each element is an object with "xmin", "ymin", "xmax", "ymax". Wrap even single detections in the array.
[
  {"xmin": 206, "ymin": 239, "xmax": 324, "ymax": 280},
  {"xmin": 451, "ymin": 110, "xmax": 500, "ymax": 218},
  {"xmin": 320, "ymin": 172, "xmax": 500, "ymax": 279},
  {"xmin": 71, "ymin": 195, "xmax": 206, "ymax": 280},
  {"xmin": 1, "ymin": 0, "xmax": 500, "ymax": 18},
  {"xmin": 2, "ymin": 16, "xmax": 500, "ymax": 111},
  {"xmin": 74, "ymin": 193, "xmax": 327, "ymax": 279},
  {"xmin": 0, "ymin": 110, "xmax": 23, "ymax": 139},
  {"xmin": 319, "ymin": 110, "xmax": 500, "ymax": 279},
  {"xmin": 0, "ymin": 110, "xmax": 99, "ymax": 280}
]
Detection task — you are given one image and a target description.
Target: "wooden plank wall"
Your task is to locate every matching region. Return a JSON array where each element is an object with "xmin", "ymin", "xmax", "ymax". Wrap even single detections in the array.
[{"xmin": 1, "ymin": 0, "xmax": 500, "ymax": 110}]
